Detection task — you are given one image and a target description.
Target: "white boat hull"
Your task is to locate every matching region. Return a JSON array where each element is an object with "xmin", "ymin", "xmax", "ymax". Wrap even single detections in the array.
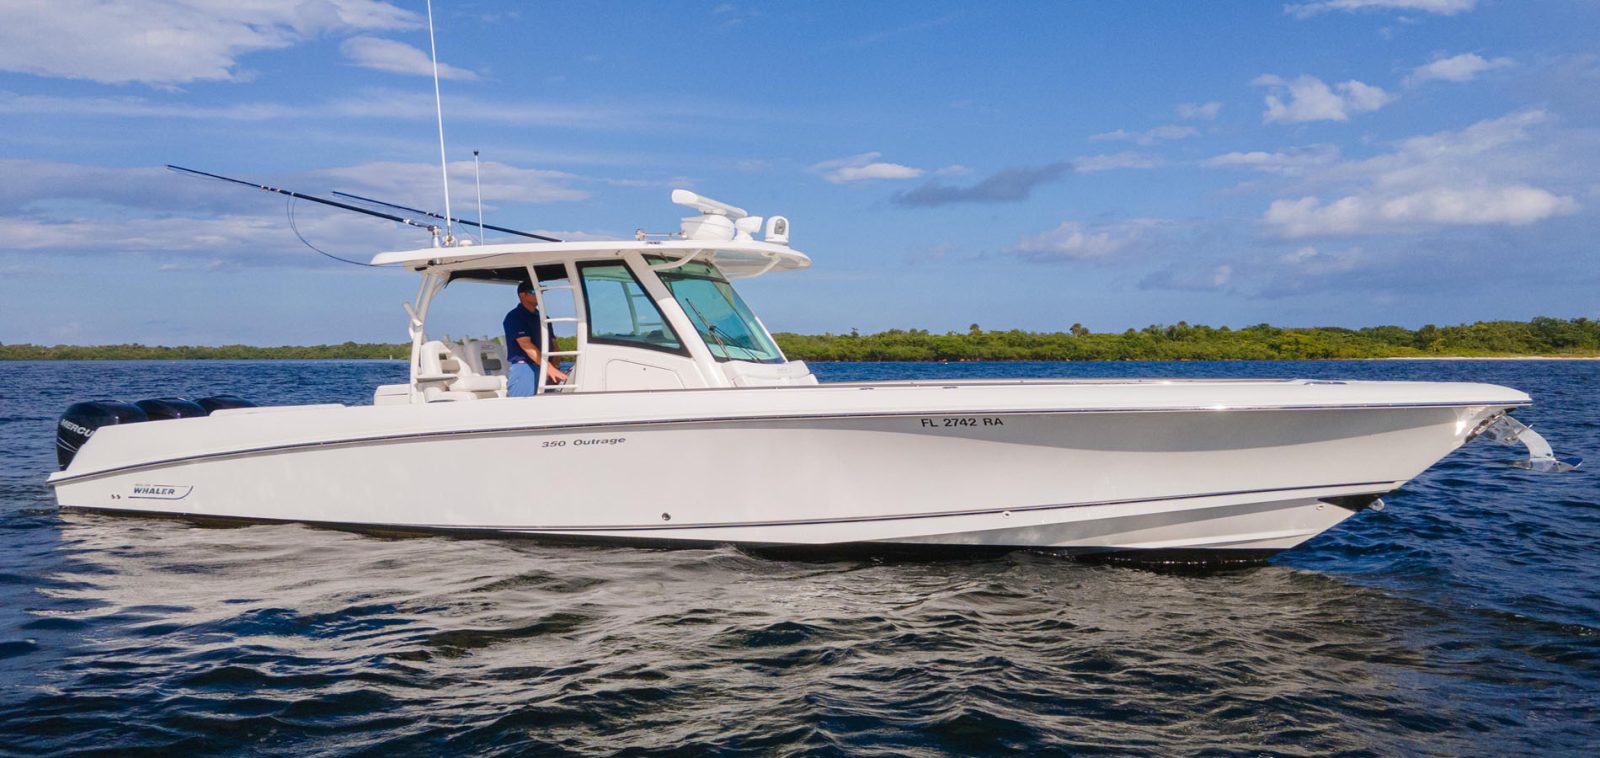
[{"xmin": 49, "ymin": 379, "xmax": 1523, "ymax": 563}]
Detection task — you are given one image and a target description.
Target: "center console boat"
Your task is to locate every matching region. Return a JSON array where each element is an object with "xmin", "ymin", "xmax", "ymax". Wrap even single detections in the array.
[{"xmin": 48, "ymin": 190, "xmax": 1579, "ymax": 564}]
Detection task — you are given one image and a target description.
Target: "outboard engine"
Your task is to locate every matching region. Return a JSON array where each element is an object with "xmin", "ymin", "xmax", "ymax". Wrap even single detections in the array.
[
  {"xmin": 56, "ymin": 401, "xmax": 148, "ymax": 471},
  {"xmin": 55, "ymin": 395, "xmax": 259, "ymax": 471},
  {"xmin": 196, "ymin": 395, "xmax": 256, "ymax": 413},
  {"xmin": 134, "ymin": 397, "xmax": 209, "ymax": 421}
]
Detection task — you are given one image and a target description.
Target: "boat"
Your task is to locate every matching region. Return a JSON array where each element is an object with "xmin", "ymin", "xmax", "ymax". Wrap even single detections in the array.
[{"xmin": 47, "ymin": 189, "xmax": 1580, "ymax": 564}]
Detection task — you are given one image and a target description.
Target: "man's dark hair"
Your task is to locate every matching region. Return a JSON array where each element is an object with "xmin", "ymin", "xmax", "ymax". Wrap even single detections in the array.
[{"xmin": 516, "ymin": 280, "xmax": 534, "ymax": 294}]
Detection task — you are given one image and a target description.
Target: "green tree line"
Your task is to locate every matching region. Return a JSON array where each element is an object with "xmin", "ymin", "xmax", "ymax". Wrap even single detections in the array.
[
  {"xmin": 774, "ymin": 317, "xmax": 1600, "ymax": 361},
  {"xmin": 3, "ymin": 318, "xmax": 1597, "ymax": 362},
  {"xmin": 0, "ymin": 341, "xmax": 413, "ymax": 361}
]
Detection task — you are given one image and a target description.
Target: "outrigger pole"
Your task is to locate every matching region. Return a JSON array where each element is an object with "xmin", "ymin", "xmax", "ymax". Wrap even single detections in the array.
[
  {"xmin": 166, "ymin": 164, "xmax": 441, "ymax": 236},
  {"xmin": 167, "ymin": 164, "xmax": 561, "ymax": 243},
  {"xmin": 332, "ymin": 190, "xmax": 560, "ymax": 242}
]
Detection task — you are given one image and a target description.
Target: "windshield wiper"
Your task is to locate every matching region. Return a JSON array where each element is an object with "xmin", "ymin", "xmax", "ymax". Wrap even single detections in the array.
[
  {"xmin": 714, "ymin": 284, "xmax": 775, "ymax": 362},
  {"xmin": 684, "ymin": 300, "xmax": 759, "ymax": 361},
  {"xmin": 711, "ymin": 324, "xmax": 760, "ymax": 362}
]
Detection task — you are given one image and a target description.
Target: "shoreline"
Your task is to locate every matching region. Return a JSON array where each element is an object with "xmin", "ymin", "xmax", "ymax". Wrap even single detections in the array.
[
  {"xmin": 4, "ymin": 355, "xmax": 1599, "ymax": 362},
  {"xmin": 1379, "ymin": 356, "xmax": 1600, "ymax": 361}
]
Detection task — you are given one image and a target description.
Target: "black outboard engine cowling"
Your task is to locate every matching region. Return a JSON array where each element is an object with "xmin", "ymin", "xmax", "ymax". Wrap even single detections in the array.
[
  {"xmin": 56, "ymin": 401, "xmax": 148, "ymax": 471},
  {"xmin": 134, "ymin": 397, "xmax": 209, "ymax": 421},
  {"xmin": 197, "ymin": 395, "xmax": 256, "ymax": 413}
]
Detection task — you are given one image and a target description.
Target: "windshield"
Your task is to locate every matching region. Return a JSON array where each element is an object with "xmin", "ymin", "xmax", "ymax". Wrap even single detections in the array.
[{"xmin": 651, "ymin": 258, "xmax": 784, "ymax": 363}]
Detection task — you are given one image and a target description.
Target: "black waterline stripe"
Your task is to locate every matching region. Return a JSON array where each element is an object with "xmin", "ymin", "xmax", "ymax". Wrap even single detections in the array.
[{"xmin": 49, "ymin": 402, "xmax": 1511, "ymax": 486}]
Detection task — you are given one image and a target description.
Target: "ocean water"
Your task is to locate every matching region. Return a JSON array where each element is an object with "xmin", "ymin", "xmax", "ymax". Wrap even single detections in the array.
[{"xmin": 1, "ymin": 360, "xmax": 1596, "ymax": 755}]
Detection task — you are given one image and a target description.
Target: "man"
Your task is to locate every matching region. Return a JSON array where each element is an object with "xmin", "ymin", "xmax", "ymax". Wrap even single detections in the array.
[{"xmin": 504, "ymin": 281, "xmax": 569, "ymax": 397}]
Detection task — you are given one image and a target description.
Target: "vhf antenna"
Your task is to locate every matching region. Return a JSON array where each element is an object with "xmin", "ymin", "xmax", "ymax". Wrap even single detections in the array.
[
  {"xmin": 474, "ymin": 150, "xmax": 485, "ymax": 245},
  {"xmin": 426, "ymin": 0, "xmax": 453, "ymax": 246}
]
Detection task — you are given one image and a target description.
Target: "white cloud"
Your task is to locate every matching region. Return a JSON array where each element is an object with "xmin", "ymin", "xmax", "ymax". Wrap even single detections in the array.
[
  {"xmin": 852, "ymin": 13, "xmax": 961, "ymax": 47},
  {"xmin": 1140, "ymin": 244, "xmax": 1391, "ymax": 298},
  {"xmin": 0, "ymin": 0, "xmax": 417, "ymax": 86},
  {"xmin": 9, "ymin": 215, "xmax": 273, "ymax": 252},
  {"xmin": 0, "ymin": 89, "xmax": 726, "ymax": 133},
  {"xmin": 0, "ymin": 263, "xmax": 48, "ymax": 276},
  {"xmin": 0, "ymin": 159, "xmax": 588, "ymax": 272},
  {"xmin": 1405, "ymin": 53, "xmax": 1514, "ymax": 85},
  {"xmin": 1265, "ymin": 186, "xmax": 1577, "ymax": 236},
  {"xmin": 1254, "ymin": 110, "xmax": 1582, "ymax": 237},
  {"xmin": 1252, "ymin": 245, "xmax": 1376, "ymax": 297},
  {"xmin": 340, "ymin": 37, "xmax": 477, "ymax": 81},
  {"xmin": 1330, "ymin": 109, "xmax": 1548, "ymax": 188},
  {"xmin": 1176, "ymin": 101, "xmax": 1223, "ymax": 121},
  {"xmin": 1071, "ymin": 152, "xmax": 1163, "ymax": 172},
  {"xmin": 711, "ymin": 3, "xmax": 762, "ymax": 31},
  {"xmin": 4, "ymin": 211, "xmax": 419, "ymax": 267},
  {"xmin": 1253, "ymin": 75, "xmax": 1395, "ymax": 123},
  {"xmin": 1216, "ymin": 246, "xmax": 1372, "ymax": 297},
  {"xmin": 317, "ymin": 161, "xmax": 588, "ymax": 206},
  {"xmin": 1013, "ymin": 219, "xmax": 1165, "ymax": 262},
  {"xmin": 1202, "ymin": 144, "xmax": 1340, "ymax": 175},
  {"xmin": 1089, "ymin": 125, "xmax": 1199, "ymax": 145},
  {"xmin": 809, "ymin": 152, "xmax": 925, "ymax": 183},
  {"xmin": 0, "ymin": 91, "xmax": 301, "ymax": 121},
  {"xmin": 1286, "ymin": 0, "xmax": 1477, "ymax": 18},
  {"xmin": 1277, "ymin": 245, "xmax": 1367, "ymax": 274},
  {"xmin": 1140, "ymin": 244, "xmax": 1381, "ymax": 296},
  {"xmin": 829, "ymin": 164, "xmax": 924, "ymax": 182},
  {"xmin": 0, "ymin": 160, "xmax": 203, "ymax": 214},
  {"xmin": 1140, "ymin": 264, "xmax": 1235, "ymax": 292}
]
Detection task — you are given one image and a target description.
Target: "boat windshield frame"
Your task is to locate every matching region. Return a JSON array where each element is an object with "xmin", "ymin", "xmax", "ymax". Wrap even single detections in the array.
[{"xmin": 648, "ymin": 256, "xmax": 786, "ymax": 364}]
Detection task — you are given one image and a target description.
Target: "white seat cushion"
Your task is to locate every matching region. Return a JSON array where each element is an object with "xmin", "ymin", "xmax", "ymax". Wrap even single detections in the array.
[{"xmin": 450, "ymin": 375, "xmax": 505, "ymax": 393}]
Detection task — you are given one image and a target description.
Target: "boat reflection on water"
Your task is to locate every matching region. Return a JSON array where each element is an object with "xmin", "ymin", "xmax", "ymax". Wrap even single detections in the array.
[{"xmin": 21, "ymin": 509, "xmax": 1553, "ymax": 754}]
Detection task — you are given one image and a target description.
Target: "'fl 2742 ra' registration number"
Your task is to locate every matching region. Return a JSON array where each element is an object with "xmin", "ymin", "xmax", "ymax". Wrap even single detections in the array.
[{"xmin": 919, "ymin": 417, "xmax": 1005, "ymax": 428}]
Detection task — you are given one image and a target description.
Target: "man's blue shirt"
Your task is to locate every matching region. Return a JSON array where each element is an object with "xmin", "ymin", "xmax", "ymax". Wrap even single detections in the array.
[{"xmin": 503, "ymin": 304, "xmax": 556, "ymax": 364}]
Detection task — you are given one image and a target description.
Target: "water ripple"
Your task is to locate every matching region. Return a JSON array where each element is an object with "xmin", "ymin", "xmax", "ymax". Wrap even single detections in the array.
[{"xmin": 1, "ymin": 360, "xmax": 1598, "ymax": 753}]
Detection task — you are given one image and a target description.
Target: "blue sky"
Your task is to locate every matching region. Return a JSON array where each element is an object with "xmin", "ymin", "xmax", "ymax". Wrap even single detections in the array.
[{"xmin": 2, "ymin": 0, "xmax": 1597, "ymax": 345}]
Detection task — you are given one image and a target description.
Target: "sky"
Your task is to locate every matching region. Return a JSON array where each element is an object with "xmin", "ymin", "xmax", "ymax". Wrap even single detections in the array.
[{"xmin": 1, "ymin": 0, "xmax": 1597, "ymax": 345}]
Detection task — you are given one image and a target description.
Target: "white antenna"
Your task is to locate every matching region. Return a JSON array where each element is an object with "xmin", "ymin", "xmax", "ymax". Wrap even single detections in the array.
[
  {"xmin": 425, "ymin": 0, "xmax": 453, "ymax": 245},
  {"xmin": 473, "ymin": 150, "xmax": 484, "ymax": 245}
]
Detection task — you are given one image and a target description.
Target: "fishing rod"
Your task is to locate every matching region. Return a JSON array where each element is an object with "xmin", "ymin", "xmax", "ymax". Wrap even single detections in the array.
[
  {"xmin": 331, "ymin": 189, "xmax": 560, "ymax": 242},
  {"xmin": 166, "ymin": 164, "xmax": 443, "ymax": 236}
]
